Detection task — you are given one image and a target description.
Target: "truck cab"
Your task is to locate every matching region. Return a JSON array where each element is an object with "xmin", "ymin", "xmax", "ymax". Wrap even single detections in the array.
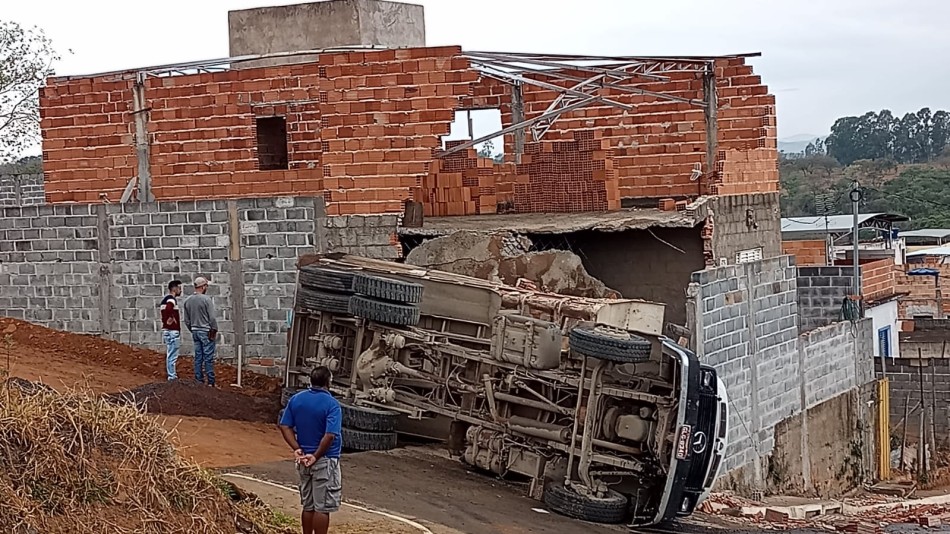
[{"xmin": 283, "ymin": 254, "xmax": 728, "ymax": 526}]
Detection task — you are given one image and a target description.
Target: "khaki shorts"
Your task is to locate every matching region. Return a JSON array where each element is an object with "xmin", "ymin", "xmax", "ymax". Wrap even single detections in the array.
[{"xmin": 298, "ymin": 457, "xmax": 342, "ymax": 513}]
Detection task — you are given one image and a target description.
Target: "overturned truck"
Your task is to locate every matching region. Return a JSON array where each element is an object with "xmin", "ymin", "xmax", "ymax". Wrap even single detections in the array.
[{"xmin": 282, "ymin": 254, "xmax": 728, "ymax": 526}]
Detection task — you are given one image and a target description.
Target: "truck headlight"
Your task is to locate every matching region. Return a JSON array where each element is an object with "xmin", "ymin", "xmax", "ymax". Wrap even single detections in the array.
[
  {"xmin": 701, "ymin": 370, "xmax": 714, "ymax": 388},
  {"xmin": 680, "ymin": 496, "xmax": 691, "ymax": 513}
]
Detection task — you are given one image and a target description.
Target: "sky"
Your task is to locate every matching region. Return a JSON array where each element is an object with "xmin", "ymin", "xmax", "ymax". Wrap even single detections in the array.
[{"xmin": 5, "ymin": 0, "xmax": 949, "ymax": 139}]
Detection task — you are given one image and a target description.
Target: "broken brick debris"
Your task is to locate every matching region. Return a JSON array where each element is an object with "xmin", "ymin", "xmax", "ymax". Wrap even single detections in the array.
[{"xmin": 418, "ymin": 131, "xmax": 620, "ymax": 216}]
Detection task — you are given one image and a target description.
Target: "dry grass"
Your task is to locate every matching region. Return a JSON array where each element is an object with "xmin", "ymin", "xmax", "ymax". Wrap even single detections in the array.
[{"xmin": 0, "ymin": 377, "xmax": 295, "ymax": 534}]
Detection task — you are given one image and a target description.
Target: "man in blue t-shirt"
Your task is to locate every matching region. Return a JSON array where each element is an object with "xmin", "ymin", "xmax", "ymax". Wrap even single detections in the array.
[{"xmin": 279, "ymin": 366, "xmax": 343, "ymax": 534}]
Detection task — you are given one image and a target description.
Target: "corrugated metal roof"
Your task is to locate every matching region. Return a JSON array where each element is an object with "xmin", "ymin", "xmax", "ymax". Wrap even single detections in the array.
[
  {"xmin": 907, "ymin": 246, "xmax": 950, "ymax": 257},
  {"xmin": 781, "ymin": 214, "xmax": 882, "ymax": 234},
  {"xmin": 781, "ymin": 213, "xmax": 909, "ymax": 236},
  {"xmin": 899, "ymin": 229, "xmax": 950, "ymax": 239}
]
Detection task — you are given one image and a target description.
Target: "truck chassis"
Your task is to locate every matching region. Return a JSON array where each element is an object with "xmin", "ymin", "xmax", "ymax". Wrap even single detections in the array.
[{"xmin": 283, "ymin": 254, "xmax": 728, "ymax": 526}]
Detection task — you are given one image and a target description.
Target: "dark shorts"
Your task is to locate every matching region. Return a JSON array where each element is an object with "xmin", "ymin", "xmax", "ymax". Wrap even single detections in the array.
[{"xmin": 298, "ymin": 457, "xmax": 342, "ymax": 513}]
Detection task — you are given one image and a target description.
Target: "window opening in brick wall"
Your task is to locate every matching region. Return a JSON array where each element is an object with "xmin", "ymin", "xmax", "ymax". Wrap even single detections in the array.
[
  {"xmin": 256, "ymin": 116, "xmax": 289, "ymax": 170},
  {"xmin": 444, "ymin": 108, "xmax": 504, "ymax": 162},
  {"xmin": 877, "ymin": 326, "xmax": 892, "ymax": 357},
  {"xmin": 736, "ymin": 247, "xmax": 763, "ymax": 264}
]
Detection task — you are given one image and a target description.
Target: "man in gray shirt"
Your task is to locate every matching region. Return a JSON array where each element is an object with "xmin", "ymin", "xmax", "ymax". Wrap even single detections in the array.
[{"xmin": 182, "ymin": 276, "xmax": 219, "ymax": 386}]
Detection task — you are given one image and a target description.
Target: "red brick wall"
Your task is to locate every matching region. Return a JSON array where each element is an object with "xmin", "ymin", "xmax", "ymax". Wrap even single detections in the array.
[
  {"xmin": 40, "ymin": 78, "xmax": 136, "ymax": 202},
  {"xmin": 419, "ymin": 131, "xmax": 619, "ymax": 216},
  {"xmin": 40, "ymin": 48, "xmax": 776, "ymax": 214},
  {"xmin": 861, "ymin": 258, "xmax": 897, "ymax": 302},
  {"xmin": 782, "ymin": 239, "xmax": 827, "ymax": 266},
  {"xmin": 471, "ymin": 58, "xmax": 777, "ymax": 200},
  {"xmin": 895, "ymin": 263, "xmax": 950, "ymax": 318},
  {"xmin": 318, "ymin": 46, "xmax": 476, "ymax": 215}
]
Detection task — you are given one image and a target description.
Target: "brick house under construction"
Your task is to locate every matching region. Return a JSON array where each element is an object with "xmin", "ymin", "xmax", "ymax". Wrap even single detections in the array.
[{"xmin": 36, "ymin": 0, "xmax": 783, "ymax": 326}]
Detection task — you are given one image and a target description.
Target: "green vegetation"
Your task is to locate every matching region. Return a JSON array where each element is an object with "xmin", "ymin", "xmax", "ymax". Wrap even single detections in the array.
[
  {"xmin": 782, "ymin": 107, "xmax": 950, "ymax": 229},
  {"xmin": 0, "ymin": 20, "xmax": 60, "ymax": 164}
]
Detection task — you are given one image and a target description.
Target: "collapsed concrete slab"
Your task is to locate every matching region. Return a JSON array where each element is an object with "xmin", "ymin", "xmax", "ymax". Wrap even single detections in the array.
[{"xmin": 404, "ymin": 231, "xmax": 619, "ymax": 299}]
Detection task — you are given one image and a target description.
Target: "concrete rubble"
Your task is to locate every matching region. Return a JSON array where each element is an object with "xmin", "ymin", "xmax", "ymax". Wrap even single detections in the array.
[
  {"xmin": 405, "ymin": 231, "xmax": 620, "ymax": 299},
  {"xmin": 701, "ymin": 491, "xmax": 950, "ymax": 531}
]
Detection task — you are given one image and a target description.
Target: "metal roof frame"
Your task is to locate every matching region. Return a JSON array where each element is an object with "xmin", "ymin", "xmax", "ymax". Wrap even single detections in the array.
[{"xmin": 439, "ymin": 51, "xmax": 758, "ymax": 157}]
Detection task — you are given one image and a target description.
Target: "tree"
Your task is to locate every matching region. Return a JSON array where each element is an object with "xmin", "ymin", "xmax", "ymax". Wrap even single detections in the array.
[
  {"xmin": 826, "ymin": 108, "xmax": 950, "ymax": 166},
  {"xmin": 779, "ymin": 153, "xmax": 843, "ymax": 216},
  {"xmin": 804, "ymin": 137, "xmax": 825, "ymax": 156},
  {"xmin": 477, "ymin": 139, "xmax": 496, "ymax": 159},
  {"xmin": 0, "ymin": 21, "xmax": 59, "ymax": 163}
]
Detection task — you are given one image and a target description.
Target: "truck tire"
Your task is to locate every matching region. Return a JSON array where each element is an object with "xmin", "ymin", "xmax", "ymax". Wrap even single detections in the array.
[
  {"xmin": 349, "ymin": 295, "xmax": 420, "ymax": 326},
  {"xmin": 543, "ymin": 481, "xmax": 629, "ymax": 524},
  {"xmin": 341, "ymin": 401, "xmax": 398, "ymax": 433},
  {"xmin": 298, "ymin": 266, "xmax": 356, "ymax": 294},
  {"xmin": 568, "ymin": 325, "xmax": 651, "ymax": 363},
  {"xmin": 296, "ymin": 287, "xmax": 351, "ymax": 315},
  {"xmin": 342, "ymin": 427, "xmax": 398, "ymax": 452},
  {"xmin": 353, "ymin": 273, "xmax": 424, "ymax": 304},
  {"xmin": 281, "ymin": 387, "xmax": 300, "ymax": 408}
]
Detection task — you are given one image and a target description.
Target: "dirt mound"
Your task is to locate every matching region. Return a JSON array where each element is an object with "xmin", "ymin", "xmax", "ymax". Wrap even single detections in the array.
[
  {"xmin": 0, "ymin": 317, "xmax": 279, "ymax": 399},
  {"xmin": 111, "ymin": 380, "xmax": 279, "ymax": 424},
  {"xmin": 0, "ymin": 379, "xmax": 294, "ymax": 534}
]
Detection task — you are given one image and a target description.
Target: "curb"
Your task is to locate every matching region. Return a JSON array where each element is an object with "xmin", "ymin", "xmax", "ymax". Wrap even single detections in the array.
[{"xmin": 222, "ymin": 472, "xmax": 435, "ymax": 533}]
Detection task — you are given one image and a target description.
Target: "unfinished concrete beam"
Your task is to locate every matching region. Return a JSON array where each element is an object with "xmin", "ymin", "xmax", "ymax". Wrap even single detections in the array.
[{"xmin": 228, "ymin": 0, "xmax": 426, "ymax": 68}]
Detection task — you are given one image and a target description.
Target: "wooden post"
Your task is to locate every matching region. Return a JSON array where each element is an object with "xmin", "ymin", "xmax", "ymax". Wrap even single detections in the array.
[{"xmin": 918, "ymin": 348, "xmax": 929, "ymax": 481}]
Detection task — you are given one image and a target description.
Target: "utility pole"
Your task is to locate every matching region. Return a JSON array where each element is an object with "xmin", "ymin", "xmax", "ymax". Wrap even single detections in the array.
[{"xmin": 850, "ymin": 180, "xmax": 862, "ymax": 297}]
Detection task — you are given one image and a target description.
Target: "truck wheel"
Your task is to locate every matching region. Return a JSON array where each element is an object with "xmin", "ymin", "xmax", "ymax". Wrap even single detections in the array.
[
  {"xmin": 342, "ymin": 401, "xmax": 398, "ymax": 433},
  {"xmin": 568, "ymin": 325, "xmax": 651, "ymax": 363},
  {"xmin": 543, "ymin": 481, "xmax": 629, "ymax": 524},
  {"xmin": 298, "ymin": 266, "xmax": 356, "ymax": 294},
  {"xmin": 349, "ymin": 295, "xmax": 420, "ymax": 326},
  {"xmin": 296, "ymin": 287, "xmax": 351, "ymax": 315},
  {"xmin": 281, "ymin": 387, "xmax": 300, "ymax": 408},
  {"xmin": 353, "ymin": 273, "xmax": 424, "ymax": 304},
  {"xmin": 342, "ymin": 427, "xmax": 398, "ymax": 452}
]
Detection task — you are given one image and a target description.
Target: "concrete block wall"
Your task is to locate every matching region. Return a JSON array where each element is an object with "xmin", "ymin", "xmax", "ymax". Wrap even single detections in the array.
[
  {"xmin": 876, "ymin": 357, "xmax": 950, "ymax": 436},
  {"xmin": 690, "ymin": 256, "xmax": 799, "ymax": 472},
  {"xmin": 802, "ymin": 321, "xmax": 874, "ymax": 407},
  {"xmin": 0, "ymin": 197, "xmax": 400, "ymax": 368},
  {"xmin": 0, "ymin": 174, "xmax": 45, "ymax": 206},
  {"xmin": 0, "ymin": 204, "xmax": 102, "ymax": 332},
  {"xmin": 41, "ymin": 48, "xmax": 776, "ymax": 213},
  {"xmin": 318, "ymin": 213, "xmax": 402, "ymax": 260},
  {"xmin": 0, "ymin": 197, "xmax": 345, "ymax": 368},
  {"xmin": 687, "ymin": 255, "xmax": 875, "ymax": 491},
  {"xmin": 796, "ymin": 266, "xmax": 853, "ymax": 333},
  {"xmin": 701, "ymin": 192, "xmax": 782, "ymax": 268}
]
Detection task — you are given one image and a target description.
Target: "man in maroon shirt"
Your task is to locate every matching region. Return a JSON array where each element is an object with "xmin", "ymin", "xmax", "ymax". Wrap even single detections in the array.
[{"xmin": 160, "ymin": 280, "xmax": 183, "ymax": 380}]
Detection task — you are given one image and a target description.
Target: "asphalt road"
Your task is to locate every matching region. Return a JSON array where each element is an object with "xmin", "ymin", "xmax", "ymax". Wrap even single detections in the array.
[{"xmin": 226, "ymin": 444, "xmax": 844, "ymax": 534}]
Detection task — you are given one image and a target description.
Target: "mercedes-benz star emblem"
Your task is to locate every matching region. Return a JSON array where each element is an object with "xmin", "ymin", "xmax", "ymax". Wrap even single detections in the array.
[{"xmin": 692, "ymin": 431, "xmax": 708, "ymax": 454}]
